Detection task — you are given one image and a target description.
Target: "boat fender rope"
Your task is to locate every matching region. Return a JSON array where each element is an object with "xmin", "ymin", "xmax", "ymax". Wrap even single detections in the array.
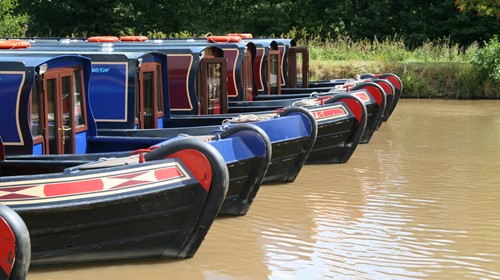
[
  {"xmin": 292, "ymin": 99, "xmax": 320, "ymax": 107},
  {"xmin": 222, "ymin": 113, "xmax": 278, "ymax": 124}
]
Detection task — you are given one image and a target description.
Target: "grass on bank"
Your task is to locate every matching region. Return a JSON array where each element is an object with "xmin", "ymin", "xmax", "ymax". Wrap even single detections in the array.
[{"xmin": 303, "ymin": 37, "xmax": 499, "ymax": 99}]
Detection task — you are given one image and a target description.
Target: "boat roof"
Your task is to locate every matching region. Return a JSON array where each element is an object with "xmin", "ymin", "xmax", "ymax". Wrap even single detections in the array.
[{"xmin": 0, "ymin": 53, "xmax": 91, "ymax": 68}]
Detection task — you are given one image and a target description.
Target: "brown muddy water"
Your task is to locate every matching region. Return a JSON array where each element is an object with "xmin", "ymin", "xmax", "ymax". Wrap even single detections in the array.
[{"xmin": 28, "ymin": 99, "xmax": 500, "ymax": 279}]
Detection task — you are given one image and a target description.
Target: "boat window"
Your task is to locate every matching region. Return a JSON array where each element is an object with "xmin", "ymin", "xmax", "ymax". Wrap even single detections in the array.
[
  {"xmin": 138, "ymin": 62, "xmax": 162, "ymax": 129},
  {"xmin": 46, "ymin": 78, "xmax": 58, "ymax": 154},
  {"xmin": 288, "ymin": 46, "xmax": 309, "ymax": 88},
  {"xmin": 142, "ymin": 71, "xmax": 155, "ymax": 128},
  {"xmin": 73, "ymin": 69, "xmax": 85, "ymax": 127},
  {"xmin": 61, "ymin": 75, "xmax": 74, "ymax": 154},
  {"xmin": 295, "ymin": 52, "xmax": 304, "ymax": 86},
  {"xmin": 197, "ymin": 57, "xmax": 227, "ymax": 115},
  {"xmin": 268, "ymin": 50, "xmax": 281, "ymax": 94},
  {"xmin": 242, "ymin": 50, "xmax": 253, "ymax": 101},
  {"xmin": 207, "ymin": 62, "xmax": 221, "ymax": 113},
  {"xmin": 30, "ymin": 80, "xmax": 42, "ymax": 137},
  {"xmin": 61, "ymin": 76, "xmax": 71, "ymax": 127},
  {"xmin": 156, "ymin": 64, "xmax": 164, "ymax": 115}
]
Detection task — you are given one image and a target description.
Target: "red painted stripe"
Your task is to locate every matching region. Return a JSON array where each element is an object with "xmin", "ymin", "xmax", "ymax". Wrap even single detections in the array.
[
  {"xmin": 364, "ymin": 85, "xmax": 382, "ymax": 106},
  {"xmin": 0, "ymin": 186, "xmax": 36, "ymax": 193},
  {"xmin": 168, "ymin": 149, "xmax": 212, "ymax": 192},
  {"xmin": 377, "ymin": 81, "xmax": 393, "ymax": 96},
  {"xmin": 0, "ymin": 193, "xmax": 37, "ymax": 200},
  {"xmin": 0, "ymin": 216, "xmax": 15, "ymax": 277},
  {"xmin": 341, "ymin": 99, "xmax": 363, "ymax": 122},
  {"xmin": 154, "ymin": 166, "xmax": 183, "ymax": 180},
  {"xmin": 385, "ymin": 76, "xmax": 401, "ymax": 90},
  {"xmin": 44, "ymin": 179, "xmax": 104, "ymax": 196},
  {"xmin": 311, "ymin": 107, "xmax": 346, "ymax": 120},
  {"xmin": 353, "ymin": 92, "xmax": 370, "ymax": 102}
]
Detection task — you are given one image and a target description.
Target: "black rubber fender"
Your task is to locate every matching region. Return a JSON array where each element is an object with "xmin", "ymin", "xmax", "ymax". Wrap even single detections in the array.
[
  {"xmin": 142, "ymin": 137, "xmax": 229, "ymax": 258},
  {"xmin": 0, "ymin": 203, "xmax": 30, "ymax": 280}
]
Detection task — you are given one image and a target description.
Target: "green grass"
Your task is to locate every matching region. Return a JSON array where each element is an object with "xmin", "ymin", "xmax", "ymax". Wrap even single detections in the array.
[{"xmin": 304, "ymin": 37, "xmax": 499, "ymax": 99}]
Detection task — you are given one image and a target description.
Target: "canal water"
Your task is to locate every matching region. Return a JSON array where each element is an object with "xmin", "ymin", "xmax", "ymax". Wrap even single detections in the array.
[{"xmin": 28, "ymin": 99, "xmax": 500, "ymax": 279}]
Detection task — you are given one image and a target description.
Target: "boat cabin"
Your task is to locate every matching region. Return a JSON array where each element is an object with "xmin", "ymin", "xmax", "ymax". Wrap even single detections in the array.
[
  {"xmin": 2, "ymin": 44, "xmax": 169, "ymax": 130},
  {"xmin": 27, "ymin": 39, "xmax": 229, "ymax": 117},
  {"xmin": 273, "ymin": 39, "xmax": 309, "ymax": 88},
  {"xmin": 138, "ymin": 44, "xmax": 228, "ymax": 116},
  {"xmin": 145, "ymin": 38, "xmax": 255, "ymax": 102},
  {"xmin": 0, "ymin": 54, "xmax": 96, "ymax": 155},
  {"xmin": 150, "ymin": 37, "xmax": 280, "ymax": 100}
]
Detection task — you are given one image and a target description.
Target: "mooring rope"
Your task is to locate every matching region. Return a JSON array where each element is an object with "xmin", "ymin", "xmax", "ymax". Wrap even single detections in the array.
[{"xmin": 222, "ymin": 113, "xmax": 279, "ymax": 124}]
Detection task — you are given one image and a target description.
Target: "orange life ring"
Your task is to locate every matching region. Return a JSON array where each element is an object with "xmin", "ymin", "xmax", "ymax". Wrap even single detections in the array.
[
  {"xmin": 207, "ymin": 35, "xmax": 242, "ymax": 43},
  {"xmin": 87, "ymin": 36, "xmax": 120, "ymax": 42},
  {"xmin": 226, "ymin": 33, "xmax": 253, "ymax": 39},
  {"xmin": 0, "ymin": 40, "xmax": 31, "ymax": 49},
  {"xmin": 120, "ymin": 35, "xmax": 149, "ymax": 42}
]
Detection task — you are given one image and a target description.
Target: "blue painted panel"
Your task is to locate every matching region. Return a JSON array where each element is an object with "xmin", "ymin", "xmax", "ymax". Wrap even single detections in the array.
[
  {"xmin": 89, "ymin": 63, "xmax": 128, "ymax": 121},
  {"xmin": 75, "ymin": 131, "xmax": 88, "ymax": 154},
  {"xmin": 251, "ymin": 115, "xmax": 311, "ymax": 142},
  {"xmin": 33, "ymin": 143, "xmax": 43, "ymax": 155},
  {"xmin": 0, "ymin": 72, "xmax": 24, "ymax": 143},
  {"xmin": 157, "ymin": 118, "xmax": 163, "ymax": 128},
  {"xmin": 209, "ymin": 137, "xmax": 255, "ymax": 163}
]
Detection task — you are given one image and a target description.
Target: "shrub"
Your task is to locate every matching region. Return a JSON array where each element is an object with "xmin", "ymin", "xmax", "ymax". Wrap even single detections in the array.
[{"xmin": 470, "ymin": 36, "xmax": 500, "ymax": 83}]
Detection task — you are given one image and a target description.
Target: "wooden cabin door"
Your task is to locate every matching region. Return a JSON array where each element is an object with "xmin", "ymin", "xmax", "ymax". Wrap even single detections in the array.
[
  {"xmin": 268, "ymin": 50, "xmax": 281, "ymax": 95},
  {"xmin": 288, "ymin": 46, "xmax": 309, "ymax": 88},
  {"xmin": 41, "ymin": 70, "xmax": 74, "ymax": 154},
  {"xmin": 137, "ymin": 62, "xmax": 163, "ymax": 129},
  {"xmin": 242, "ymin": 50, "xmax": 253, "ymax": 101},
  {"xmin": 198, "ymin": 58, "xmax": 227, "ymax": 115},
  {"xmin": 33, "ymin": 68, "xmax": 87, "ymax": 155}
]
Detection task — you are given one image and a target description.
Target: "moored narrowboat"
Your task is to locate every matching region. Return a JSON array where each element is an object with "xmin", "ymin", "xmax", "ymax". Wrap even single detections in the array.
[
  {"xmin": 104, "ymin": 38, "xmax": 367, "ymax": 164},
  {"xmin": 0, "ymin": 51, "xmax": 270, "ymax": 216},
  {"xmin": 9, "ymin": 39, "xmax": 318, "ymax": 184},
  {"xmin": 0, "ymin": 135, "xmax": 230, "ymax": 268}
]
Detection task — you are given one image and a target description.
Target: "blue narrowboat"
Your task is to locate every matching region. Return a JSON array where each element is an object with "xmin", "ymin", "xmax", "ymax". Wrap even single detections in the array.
[
  {"xmin": 145, "ymin": 36, "xmax": 385, "ymax": 144},
  {"xmin": 104, "ymin": 37, "xmax": 368, "ymax": 164},
  {"xmin": 10, "ymin": 38, "xmax": 318, "ymax": 184},
  {"xmin": 0, "ymin": 133, "xmax": 230, "ymax": 269},
  {"xmin": 0, "ymin": 50, "xmax": 271, "ymax": 216}
]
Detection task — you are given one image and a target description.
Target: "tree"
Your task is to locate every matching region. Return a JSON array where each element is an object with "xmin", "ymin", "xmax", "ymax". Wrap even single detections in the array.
[
  {"xmin": 0, "ymin": 0, "xmax": 28, "ymax": 37},
  {"xmin": 455, "ymin": 0, "xmax": 500, "ymax": 17}
]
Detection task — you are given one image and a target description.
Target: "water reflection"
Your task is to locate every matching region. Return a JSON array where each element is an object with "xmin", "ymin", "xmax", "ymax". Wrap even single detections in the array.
[{"xmin": 28, "ymin": 100, "xmax": 500, "ymax": 279}]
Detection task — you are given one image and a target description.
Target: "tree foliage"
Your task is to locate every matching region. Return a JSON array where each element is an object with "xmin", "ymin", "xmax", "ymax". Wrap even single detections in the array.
[
  {"xmin": 0, "ymin": 0, "xmax": 28, "ymax": 37},
  {"xmin": 455, "ymin": 0, "xmax": 500, "ymax": 18},
  {"xmin": 13, "ymin": 0, "xmax": 500, "ymax": 47}
]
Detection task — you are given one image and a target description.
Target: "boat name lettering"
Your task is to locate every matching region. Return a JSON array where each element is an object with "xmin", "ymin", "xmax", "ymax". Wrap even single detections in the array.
[{"xmin": 92, "ymin": 67, "xmax": 111, "ymax": 73}]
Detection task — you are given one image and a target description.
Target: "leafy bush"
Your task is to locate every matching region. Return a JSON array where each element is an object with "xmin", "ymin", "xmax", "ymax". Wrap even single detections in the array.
[{"xmin": 471, "ymin": 36, "xmax": 500, "ymax": 83}]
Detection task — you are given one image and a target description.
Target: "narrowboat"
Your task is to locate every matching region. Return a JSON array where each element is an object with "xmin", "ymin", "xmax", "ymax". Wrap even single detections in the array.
[
  {"xmin": 180, "ymin": 36, "xmax": 385, "ymax": 144},
  {"xmin": 268, "ymin": 37, "xmax": 402, "ymax": 121},
  {"xmin": 0, "ymin": 51, "xmax": 271, "ymax": 216},
  {"xmin": 9, "ymin": 38, "xmax": 367, "ymax": 165},
  {"xmin": 10, "ymin": 39, "xmax": 317, "ymax": 184},
  {"xmin": 0, "ymin": 134, "xmax": 230, "ymax": 267},
  {"xmin": 99, "ymin": 38, "xmax": 368, "ymax": 164},
  {"xmin": 116, "ymin": 38, "xmax": 366, "ymax": 164}
]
